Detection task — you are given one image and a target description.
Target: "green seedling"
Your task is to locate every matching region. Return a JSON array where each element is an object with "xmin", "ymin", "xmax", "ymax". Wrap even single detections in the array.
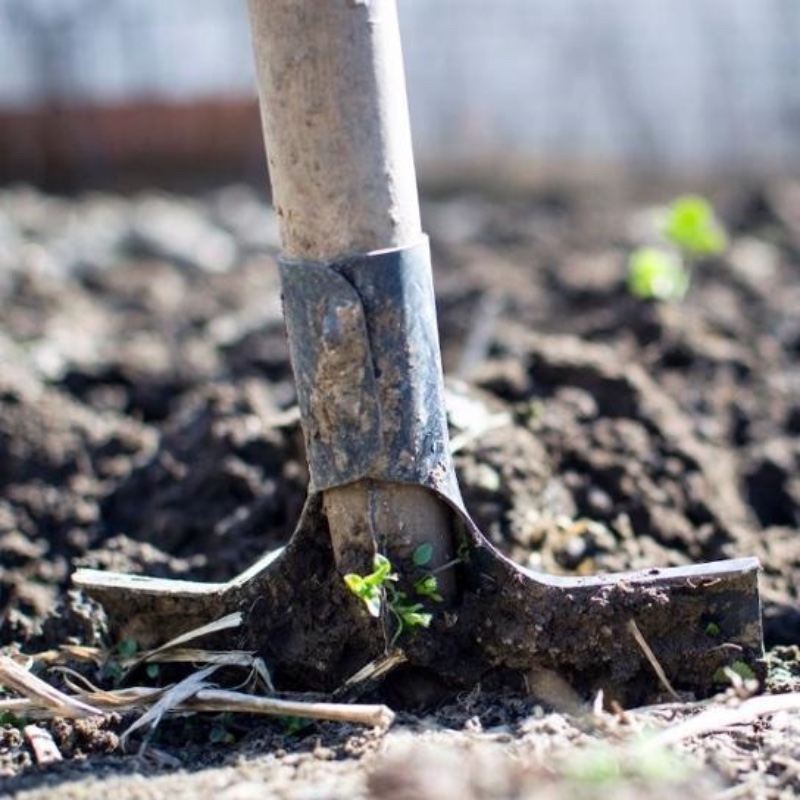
[
  {"xmin": 663, "ymin": 195, "xmax": 727, "ymax": 256},
  {"xmin": 412, "ymin": 543, "xmax": 433, "ymax": 567},
  {"xmin": 117, "ymin": 637, "xmax": 139, "ymax": 660},
  {"xmin": 344, "ymin": 553, "xmax": 396, "ymax": 618},
  {"xmin": 705, "ymin": 621, "xmax": 721, "ymax": 637},
  {"xmin": 628, "ymin": 194, "xmax": 727, "ymax": 301},
  {"xmin": 101, "ymin": 636, "xmax": 139, "ymax": 686},
  {"xmin": 628, "ymin": 248, "xmax": 689, "ymax": 301},
  {"xmin": 413, "ymin": 574, "xmax": 443, "ymax": 602},
  {"xmin": 411, "ymin": 542, "xmax": 444, "ymax": 600},
  {"xmin": 387, "ymin": 590, "xmax": 432, "ymax": 638},
  {"xmin": 344, "ymin": 552, "xmax": 433, "ymax": 645}
]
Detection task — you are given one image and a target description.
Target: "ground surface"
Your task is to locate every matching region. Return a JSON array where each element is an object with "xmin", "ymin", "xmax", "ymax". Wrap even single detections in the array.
[{"xmin": 0, "ymin": 180, "xmax": 799, "ymax": 797}]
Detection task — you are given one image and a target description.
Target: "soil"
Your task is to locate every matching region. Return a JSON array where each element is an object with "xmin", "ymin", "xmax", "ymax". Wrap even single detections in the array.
[{"xmin": 1, "ymin": 180, "xmax": 799, "ymax": 798}]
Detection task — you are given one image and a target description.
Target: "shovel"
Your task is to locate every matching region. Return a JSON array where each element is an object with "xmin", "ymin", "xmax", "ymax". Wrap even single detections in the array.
[{"xmin": 75, "ymin": 0, "xmax": 762, "ymax": 706}]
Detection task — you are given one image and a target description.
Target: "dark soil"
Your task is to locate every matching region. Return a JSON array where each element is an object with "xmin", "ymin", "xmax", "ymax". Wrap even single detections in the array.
[{"xmin": 1, "ymin": 181, "xmax": 799, "ymax": 798}]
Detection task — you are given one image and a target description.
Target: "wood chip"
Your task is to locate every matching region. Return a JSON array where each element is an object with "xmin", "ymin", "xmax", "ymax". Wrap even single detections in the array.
[{"xmin": 23, "ymin": 724, "xmax": 62, "ymax": 765}]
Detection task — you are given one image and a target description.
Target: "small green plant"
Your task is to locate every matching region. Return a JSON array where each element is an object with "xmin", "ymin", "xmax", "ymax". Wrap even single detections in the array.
[
  {"xmin": 413, "ymin": 574, "xmax": 443, "ymax": 602},
  {"xmin": 627, "ymin": 248, "xmax": 689, "ymax": 301},
  {"xmin": 101, "ymin": 636, "xmax": 140, "ymax": 686},
  {"xmin": 628, "ymin": 194, "xmax": 727, "ymax": 301},
  {"xmin": 410, "ymin": 543, "xmax": 443, "ymax": 601},
  {"xmin": 662, "ymin": 195, "xmax": 727, "ymax": 256},
  {"xmin": 344, "ymin": 553, "xmax": 396, "ymax": 618},
  {"xmin": 704, "ymin": 621, "xmax": 721, "ymax": 637},
  {"xmin": 412, "ymin": 542, "xmax": 433, "ymax": 567},
  {"xmin": 344, "ymin": 551, "xmax": 436, "ymax": 646},
  {"xmin": 102, "ymin": 637, "xmax": 165, "ymax": 687},
  {"xmin": 117, "ymin": 637, "xmax": 139, "ymax": 660}
]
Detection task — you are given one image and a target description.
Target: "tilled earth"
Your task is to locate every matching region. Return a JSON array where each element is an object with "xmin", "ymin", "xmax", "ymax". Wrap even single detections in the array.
[{"xmin": 0, "ymin": 181, "xmax": 799, "ymax": 798}]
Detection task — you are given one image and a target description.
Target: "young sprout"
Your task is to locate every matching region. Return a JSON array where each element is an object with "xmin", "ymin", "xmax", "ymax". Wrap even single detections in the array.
[
  {"xmin": 343, "ymin": 554, "xmax": 395, "ymax": 618},
  {"xmin": 413, "ymin": 574, "xmax": 443, "ymax": 602},
  {"xmin": 117, "ymin": 637, "xmax": 139, "ymax": 660},
  {"xmin": 662, "ymin": 195, "xmax": 727, "ymax": 256},
  {"xmin": 388, "ymin": 593, "xmax": 432, "ymax": 638},
  {"xmin": 412, "ymin": 542, "xmax": 434, "ymax": 567},
  {"xmin": 343, "ymin": 552, "xmax": 434, "ymax": 645},
  {"xmin": 627, "ymin": 248, "xmax": 689, "ymax": 301},
  {"xmin": 628, "ymin": 194, "xmax": 727, "ymax": 301}
]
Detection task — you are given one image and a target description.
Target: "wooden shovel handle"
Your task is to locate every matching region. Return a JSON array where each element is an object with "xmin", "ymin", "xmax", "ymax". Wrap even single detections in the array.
[
  {"xmin": 247, "ymin": 0, "xmax": 454, "ymax": 585},
  {"xmin": 247, "ymin": 0, "xmax": 422, "ymax": 261}
]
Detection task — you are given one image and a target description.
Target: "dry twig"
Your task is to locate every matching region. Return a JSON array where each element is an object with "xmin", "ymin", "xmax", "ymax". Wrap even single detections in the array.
[
  {"xmin": 651, "ymin": 691, "xmax": 800, "ymax": 747},
  {"xmin": 121, "ymin": 665, "xmax": 220, "ymax": 751},
  {"xmin": 627, "ymin": 619, "xmax": 680, "ymax": 700},
  {"xmin": 185, "ymin": 689, "xmax": 395, "ymax": 727},
  {"xmin": 343, "ymin": 650, "xmax": 408, "ymax": 688},
  {"xmin": 0, "ymin": 669, "xmax": 395, "ymax": 729},
  {"xmin": 0, "ymin": 655, "xmax": 102, "ymax": 718}
]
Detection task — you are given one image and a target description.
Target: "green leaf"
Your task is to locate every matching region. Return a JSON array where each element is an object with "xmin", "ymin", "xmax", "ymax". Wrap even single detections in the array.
[
  {"xmin": 414, "ymin": 575, "xmax": 443, "ymax": 602},
  {"xmin": 400, "ymin": 610, "xmax": 433, "ymax": 629},
  {"xmin": 146, "ymin": 663, "xmax": 160, "ymax": 679},
  {"xmin": 705, "ymin": 621, "xmax": 720, "ymax": 637},
  {"xmin": 412, "ymin": 543, "xmax": 434, "ymax": 567},
  {"xmin": 662, "ymin": 195, "xmax": 727, "ymax": 256},
  {"xmin": 363, "ymin": 590, "xmax": 382, "ymax": 618},
  {"xmin": 344, "ymin": 573, "xmax": 366, "ymax": 596},
  {"xmin": 116, "ymin": 638, "xmax": 138, "ymax": 659},
  {"xmin": 368, "ymin": 554, "xmax": 396, "ymax": 585},
  {"xmin": 627, "ymin": 247, "xmax": 689, "ymax": 301},
  {"xmin": 344, "ymin": 573, "xmax": 383, "ymax": 616}
]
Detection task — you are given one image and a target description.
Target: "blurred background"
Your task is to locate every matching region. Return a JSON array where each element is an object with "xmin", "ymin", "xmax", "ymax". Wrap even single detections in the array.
[{"xmin": 1, "ymin": 0, "xmax": 798, "ymax": 189}]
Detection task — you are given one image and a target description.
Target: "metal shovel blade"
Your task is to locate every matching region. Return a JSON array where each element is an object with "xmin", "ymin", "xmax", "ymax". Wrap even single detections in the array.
[{"xmin": 74, "ymin": 507, "xmax": 762, "ymax": 704}]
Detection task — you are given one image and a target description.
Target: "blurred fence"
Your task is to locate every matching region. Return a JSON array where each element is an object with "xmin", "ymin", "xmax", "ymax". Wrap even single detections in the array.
[{"xmin": 1, "ymin": 0, "xmax": 798, "ymax": 185}]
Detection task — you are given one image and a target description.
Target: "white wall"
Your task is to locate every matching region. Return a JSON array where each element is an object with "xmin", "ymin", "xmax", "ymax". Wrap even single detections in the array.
[{"xmin": 1, "ymin": 0, "xmax": 798, "ymax": 172}]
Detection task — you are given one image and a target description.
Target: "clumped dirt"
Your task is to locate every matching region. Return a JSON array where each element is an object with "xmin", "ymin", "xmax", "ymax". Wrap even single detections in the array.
[{"xmin": 1, "ymin": 181, "xmax": 799, "ymax": 797}]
